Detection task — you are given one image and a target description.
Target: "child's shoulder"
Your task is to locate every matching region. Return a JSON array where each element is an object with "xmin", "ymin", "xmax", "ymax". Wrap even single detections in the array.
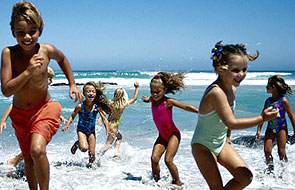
[
  {"xmin": 205, "ymin": 84, "xmax": 224, "ymax": 96},
  {"xmin": 2, "ymin": 45, "xmax": 19, "ymax": 54},
  {"xmin": 39, "ymin": 43, "xmax": 56, "ymax": 51}
]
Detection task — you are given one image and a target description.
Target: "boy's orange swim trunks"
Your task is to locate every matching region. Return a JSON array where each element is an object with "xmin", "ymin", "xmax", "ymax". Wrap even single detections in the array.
[{"xmin": 10, "ymin": 100, "xmax": 61, "ymax": 157}]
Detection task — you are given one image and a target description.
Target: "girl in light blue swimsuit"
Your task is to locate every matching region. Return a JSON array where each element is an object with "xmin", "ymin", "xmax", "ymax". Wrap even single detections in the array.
[
  {"xmin": 256, "ymin": 75, "xmax": 295, "ymax": 173},
  {"xmin": 191, "ymin": 41, "xmax": 279, "ymax": 190}
]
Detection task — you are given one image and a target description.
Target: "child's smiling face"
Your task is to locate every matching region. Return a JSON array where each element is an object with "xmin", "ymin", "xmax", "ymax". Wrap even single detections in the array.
[
  {"xmin": 84, "ymin": 85, "xmax": 96, "ymax": 103},
  {"xmin": 150, "ymin": 80, "xmax": 166, "ymax": 102},
  {"xmin": 220, "ymin": 54, "xmax": 248, "ymax": 87},
  {"xmin": 12, "ymin": 20, "xmax": 40, "ymax": 52}
]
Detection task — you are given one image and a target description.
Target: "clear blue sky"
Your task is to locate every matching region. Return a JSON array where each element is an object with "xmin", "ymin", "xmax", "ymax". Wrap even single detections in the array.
[{"xmin": 1, "ymin": 0, "xmax": 294, "ymax": 71}]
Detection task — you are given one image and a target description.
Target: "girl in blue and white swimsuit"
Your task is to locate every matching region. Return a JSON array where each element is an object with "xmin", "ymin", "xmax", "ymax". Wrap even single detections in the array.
[{"xmin": 256, "ymin": 75, "xmax": 295, "ymax": 172}]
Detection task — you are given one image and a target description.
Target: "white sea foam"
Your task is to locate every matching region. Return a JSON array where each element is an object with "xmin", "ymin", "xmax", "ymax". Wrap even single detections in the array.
[{"xmin": 52, "ymin": 71, "xmax": 295, "ymax": 87}]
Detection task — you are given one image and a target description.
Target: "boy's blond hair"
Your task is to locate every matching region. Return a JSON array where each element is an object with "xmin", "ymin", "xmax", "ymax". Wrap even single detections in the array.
[{"xmin": 10, "ymin": 1, "xmax": 44, "ymax": 36}]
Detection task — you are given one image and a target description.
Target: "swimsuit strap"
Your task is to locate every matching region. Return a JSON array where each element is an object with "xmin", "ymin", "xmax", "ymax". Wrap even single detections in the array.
[
  {"xmin": 203, "ymin": 84, "xmax": 218, "ymax": 96},
  {"xmin": 109, "ymin": 115, "xmax": 122, "ymax": 128}
]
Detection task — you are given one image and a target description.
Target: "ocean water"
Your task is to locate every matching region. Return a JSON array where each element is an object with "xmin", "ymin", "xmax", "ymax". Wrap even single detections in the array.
[{"xmin": 0, "ymin": 70, "xmax": 295, "ymax": 190}]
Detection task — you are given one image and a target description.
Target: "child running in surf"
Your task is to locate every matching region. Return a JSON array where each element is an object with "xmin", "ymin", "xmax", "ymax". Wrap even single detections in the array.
[
  {"xmin": 0, "ymin": 67, "xmax": 65, "ymax": 169},
  {"xmin": 62, "ymin": 81, "xmax": 109, "ymax": 166},
  {"xmin": 142, "ymin": 72, "xmax": 199, "ymax": 186},
  {"xmin": 191, "ymin": 41, "xmax": 279, "ymax": 190},
  {"xmin": 99, "ymin": 82, "xmax": 139, "ymax": 157},
  {"xmin": 256, "ymin": 75, "xmax": 295, "ymax": 173}
]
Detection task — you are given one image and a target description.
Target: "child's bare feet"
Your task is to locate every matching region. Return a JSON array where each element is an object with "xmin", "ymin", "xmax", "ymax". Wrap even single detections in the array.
[{"xmin": 7, "ymin": 158, "xmax": 18, "ymax": 167}]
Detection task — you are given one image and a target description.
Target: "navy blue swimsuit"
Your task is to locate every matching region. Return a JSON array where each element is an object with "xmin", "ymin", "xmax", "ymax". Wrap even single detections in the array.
[{"xmin": 77, "ymin": 103, "xmax": 99, "ymax": 135}]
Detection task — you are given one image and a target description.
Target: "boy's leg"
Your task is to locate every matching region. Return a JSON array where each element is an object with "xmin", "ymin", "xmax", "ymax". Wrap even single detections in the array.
[
  {"xmin": 165, "ymin": 134, "xmax": 180, "ymax": 185},
  {"xmin": 218, "ymin": 143, "xmax": 253, "ymax": 190},
  {"xmin": 151, "ymin": 136, "xmax": 166, "ymax": 182},
  {"xmin": 30, "ymin": 133, "xmax": 49, "ymax": 190},
  {"xmin": 24, "ymin": 156, "xmax": 38, "ymax": 190},
  {"xmin": 88, "ymin": 134, "xmax": 96, "ymax": 163}
]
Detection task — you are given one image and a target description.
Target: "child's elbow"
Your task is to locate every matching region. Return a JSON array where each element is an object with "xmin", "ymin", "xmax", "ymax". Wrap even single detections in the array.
[
  {"xmin": 1, "ymin": 88, "xmax": 12, "ymax": 97},
  {"xmin": 224, "ymin": 120, "xmax": 238, "ymax": 130}
]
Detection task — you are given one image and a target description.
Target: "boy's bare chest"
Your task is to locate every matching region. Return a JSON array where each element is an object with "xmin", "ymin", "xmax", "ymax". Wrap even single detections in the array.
[{"xmin": 11, "ymin": 53, "xmax": 49, "ymax": 78}]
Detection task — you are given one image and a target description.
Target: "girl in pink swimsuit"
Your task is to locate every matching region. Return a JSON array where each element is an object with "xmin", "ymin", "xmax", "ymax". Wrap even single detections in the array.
[{"xmin": 142, "ymin": 72, "xmax": 198, "ymax": 186}]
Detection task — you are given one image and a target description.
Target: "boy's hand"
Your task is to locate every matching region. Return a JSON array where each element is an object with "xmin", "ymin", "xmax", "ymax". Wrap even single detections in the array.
[
  {"xmin": 27, "ymin": 54, "xmax": 44, "ymax": 73},
  {"xmin": 69, "ymin": 84, "xmax": 84, "ymax": 102}
]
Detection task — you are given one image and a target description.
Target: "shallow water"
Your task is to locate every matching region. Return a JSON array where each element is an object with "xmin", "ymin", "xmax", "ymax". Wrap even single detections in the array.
[{"xmin": 1, "ymin": 71, "xmax": 295, "ymax": 190}]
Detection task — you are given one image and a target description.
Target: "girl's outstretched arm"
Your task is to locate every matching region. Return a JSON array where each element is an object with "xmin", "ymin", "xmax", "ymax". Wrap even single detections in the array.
[
  {"xmin": 142, "ymin": 96, "xmax": 151, "ymax": 103},
  {"xmin": 282, "ymin": 97, "xmax": 295, "ymax": 137},
  {"xmin": 166, "ymin": 98, "xmax": 199, "ymax": 113},
  {"xmin": 98, "ymin": 109, "xmax": 109, "ymax": 135},
  {"xmin": 128, "ymin": 82, "xmax": 139, "ymax": 105},
  {"xmin": 212, "ymin": 88, "xmax": 279, "ymax": 130},
  {"xmin": 0, "ymin": 104, "xmax": 12, "ymax": 134},
  {"xmin": 62, "ymin": 104, "xmax": 81, "ymax": 131}
]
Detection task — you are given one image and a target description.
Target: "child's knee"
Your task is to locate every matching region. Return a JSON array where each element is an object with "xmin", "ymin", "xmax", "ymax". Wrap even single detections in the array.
[
  {"xmin": 80, "ymin": 145, "xmax": 88, "ymax": 152},
  {"xmin": 30, "ymin": 145, "xmax": 46, "ymax": 158},
  {"xmin": 164, "ymin": 157, "xmax": 174, "ymax": 166},
  {"xmin": 235, "ymin": 167, "xmax": 253, "ymax": 187},
  {"xmin": 151, "ymin": 155, "xmax": 160, "ymax": 164}
]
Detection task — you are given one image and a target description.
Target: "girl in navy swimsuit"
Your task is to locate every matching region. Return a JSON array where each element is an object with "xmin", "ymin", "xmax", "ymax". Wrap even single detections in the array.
[{"xmin": 62, "ymin": 82, "xmax": 109, "ymax": 165}]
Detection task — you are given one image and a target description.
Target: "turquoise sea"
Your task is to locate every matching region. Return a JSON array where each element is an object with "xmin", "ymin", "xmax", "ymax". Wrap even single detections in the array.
[{"xmin": 1, "ymin": 70, "xmax": 295, "ymax": 190}]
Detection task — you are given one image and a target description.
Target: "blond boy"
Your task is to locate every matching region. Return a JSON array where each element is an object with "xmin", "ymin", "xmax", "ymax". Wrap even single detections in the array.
[{"xmin": 1, "ymin": 1, "xmax": 83, "ymax": 189}]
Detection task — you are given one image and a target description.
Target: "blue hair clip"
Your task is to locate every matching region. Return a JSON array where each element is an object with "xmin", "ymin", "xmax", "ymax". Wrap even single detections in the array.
[{"xmin": 216, "ymin": 46, "xmax": 223, "ymax": 54}]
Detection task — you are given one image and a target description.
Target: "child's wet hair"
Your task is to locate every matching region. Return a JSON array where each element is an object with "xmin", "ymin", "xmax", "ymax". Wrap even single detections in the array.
[
  {"xmin": 109, "ymin": 88, "xmax": 129, "ymax": 110},
  {"xmin": 83, "ymin": 81, "xmax": 97, "ymax": 94},
  {"xmin": 211, "ymin": 41, "xmax": 259, "ymax": 72},
  {"xmin": 83, "ymin": 81, "xmax": 111, "ymax": 114},
  {"xmin": 268, "ymin": 75, "xmax": 292, "ymax": 96},
  {"xmin": 10, "ymin": 1, "xmax": 44, "ymax": 36},
  {"xmin": 151, "ymin": 72, "xmax": 185, "ymax": 94}
]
